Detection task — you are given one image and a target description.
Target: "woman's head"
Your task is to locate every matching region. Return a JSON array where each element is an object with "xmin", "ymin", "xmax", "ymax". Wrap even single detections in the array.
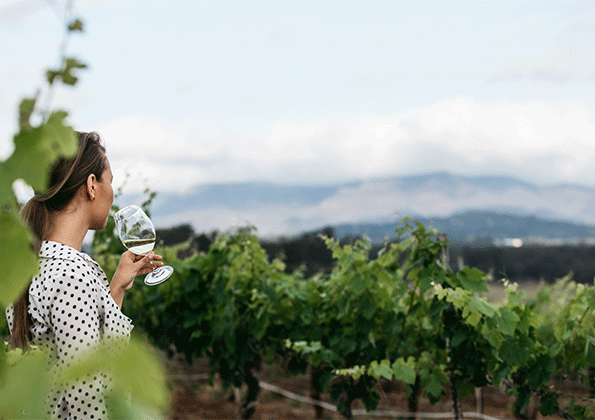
[{"xmin": 22, "ymin": 131, "xmax": 110, "ymax": 243}]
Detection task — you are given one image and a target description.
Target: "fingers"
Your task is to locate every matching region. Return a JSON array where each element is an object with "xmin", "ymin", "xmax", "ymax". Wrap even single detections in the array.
[
  {"xmin": 124, "ymin": 250, "xmax": 145, "ymax": 263},
  {"xmin": 125, "ymin": 250, "xmax": 164, "ymax": 263},
  {"xmin": 142, "ymin": 251, "xmax": 163, "ymax": 263},
  {"xmin": 119, "ymin": 251, "xmax": 165, "ymax": 278},
  {"xmin": 139, "ymin": 252, "xmax": 164, "ymax": 272}
]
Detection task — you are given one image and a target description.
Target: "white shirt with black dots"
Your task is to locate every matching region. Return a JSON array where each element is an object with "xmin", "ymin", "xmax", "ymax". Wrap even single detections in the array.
[{"xmin": 6, "ymin": 240, "xmax": 133, "ymax": 420}]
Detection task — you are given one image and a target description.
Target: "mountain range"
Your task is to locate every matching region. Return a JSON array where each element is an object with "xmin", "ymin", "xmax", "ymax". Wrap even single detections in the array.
[
  {"xmin": 333, "ymin": 210, "xmax": 595, "ymax": 246},
  {"xmin": 123, "ymin": 171, "xmax": 595, "ymax": 242}
]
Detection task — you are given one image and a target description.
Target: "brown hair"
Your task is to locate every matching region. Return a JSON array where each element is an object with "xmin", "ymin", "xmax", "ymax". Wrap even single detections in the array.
[{"xmin": 11, "ymin": 131, "xmax": 107, "ymax": 350}]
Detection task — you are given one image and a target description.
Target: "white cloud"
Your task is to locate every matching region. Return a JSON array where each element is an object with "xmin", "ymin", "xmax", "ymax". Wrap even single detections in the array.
[
  {"xmin": 406, "ymin": 98, "xmax": 595, "ymax": 154},
  {"xmin": 99, "ymin": 116, "xmax": 233, "ymax": 160},
  {"xmin": 102, "ymin": 97, "xmax": 595, "ymax": 195}
]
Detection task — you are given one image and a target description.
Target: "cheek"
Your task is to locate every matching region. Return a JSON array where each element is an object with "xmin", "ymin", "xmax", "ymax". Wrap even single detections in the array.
[{"xmin": 106, "ymin": 184, "xmax": 114, "ymax": 206}]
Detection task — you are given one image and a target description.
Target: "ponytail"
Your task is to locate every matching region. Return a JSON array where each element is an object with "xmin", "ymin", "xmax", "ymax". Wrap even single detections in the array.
[
  {"xmin": 11, "ymin": 131, "xmax": 107, "ymax": 350},
  {"xmin": 10, "ymin": 195, "xmax": 50, "ymax": 349},
  {"xmin": 11, "ymin": 288, "xmax": 31, "ymax": 350},
  {"xmin": 21, "ymin": 196, "xmax": 51, "ymax": 248}
]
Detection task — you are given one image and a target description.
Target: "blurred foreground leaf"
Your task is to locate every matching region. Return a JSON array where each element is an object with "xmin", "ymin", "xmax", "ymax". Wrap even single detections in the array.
[
  {"xmin": 0, "ymin": 211, "xmax": 38, "ymax": 307},
  {"xmin": 59, "ymin": 336, "xmax": 169, "ymax": 417},
  {"xmin": 4, "ymin": 110, "xmax": 77, "ymax": 194},
  {"xmin": 0, "ymin": 348, "xmax": 49, "ymax": 419}
]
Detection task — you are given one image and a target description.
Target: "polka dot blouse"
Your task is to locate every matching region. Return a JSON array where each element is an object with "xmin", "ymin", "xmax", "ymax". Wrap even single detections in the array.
[{"xmin": 6, "ymin": 240, "xmax": 133, "ymax": 420}]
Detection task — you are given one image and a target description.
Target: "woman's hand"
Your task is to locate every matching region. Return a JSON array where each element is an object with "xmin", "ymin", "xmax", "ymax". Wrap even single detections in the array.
[{"xmin": 110, "ymin": 251, "xmax": 164, "ymax": 307}]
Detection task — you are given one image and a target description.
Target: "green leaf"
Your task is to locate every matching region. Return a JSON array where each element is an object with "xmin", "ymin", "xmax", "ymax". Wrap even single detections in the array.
[
  {"xmin": 419, "ymin": 274, "xmax": 434, "ymax": 294},
  {"xmin": 585, "ymin": 337, "xmax": 595, "ymax": 366},
  {"xmin": 59, "ymin": 337, "xmax": 169, "ymax": 410},
  {"xmin": 46, "ymin": 69, "xmax": 60, "ymax": 85},
  {"xmin": 468, "ymin": 296, "xmax": 496, "ymax": 318},
  {"xmin": 426, "ymin": 374, "xmax": 444, "ymax": 403},
  {"xmin": 6, "ymin": 112, "xmax": 77, "ymax": 192},
  {"xmin": 0, "ymin": 211, "xmax": 38, "ymax": 307},
  {"xmin": 495, "ymin": 306, "xmax": 520, "ymax": 336},
  {"xmin": 0, "ymin": 165, "xmax": 16, "ymax": 208},
  {"xmin": 0, "ymin": 349, "xmax": 49, "ymax": 418},
  {"xmin": 391, "ymin": 358, "xmax": 416, "ymax": 385},
  {"xmin": 445, "ymin": 287, "xmax": 469, "ymax": 309},
  {"xmin": 351, "ymin": 273, "xmax": 367, "ymax": 296},
  {"xmin": 527, "ymin": 354, "xmax": 554, "ymax": 389},
  {"xmin": 500, "ymin": 335, "xmax": 532, "ymax": 367},
  {"xmin": 46, "ymin": 58, "xmax": 87, "ymax": 86},
  {"xmin": 67, "ymin": 19, "xmax": 84, "ymax": 31},
  {"xmin": 456, "ymin": 267, "xmax": 488, "ymax": 293},
  {"xmin": 466, "ymin": 310, "xmax": 482, "ymax": 328},
  {"xmin": 368, "ymin": 360, "xmax": 393, "ymax": 381},
  {"xmin": 18, "ymin": 96, "xmax": 37, "ymax": 130},
  {"xmin": 585, "ymin": 289, "xmax": 595, "ymax": 309},
  {"xmin": 463, "ymin": 297, "xmax": 494, "ymax": 328},
  {"xmin": 538, "ymin": 390, "xmax": 559, "ymax": 416},
  {"xmin": 105, "ymin": 393, "xmax": 166, "ymax": 420},
  {"xmin": 62, "ymin": 57, "xmax": 88, "ymax": 85},
  {"xmin": 481, "ymin": 320, "xmax": 504, "ymax": 349},
  {"xmin": 0, "ymin": 340, "xmax": 7, "ymax": 380}
]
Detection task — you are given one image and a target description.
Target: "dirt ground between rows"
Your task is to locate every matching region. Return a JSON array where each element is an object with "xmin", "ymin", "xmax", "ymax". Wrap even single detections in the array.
[{"xmin": 161, "ymin": 356, "xmax": 592, "ymax": 420}]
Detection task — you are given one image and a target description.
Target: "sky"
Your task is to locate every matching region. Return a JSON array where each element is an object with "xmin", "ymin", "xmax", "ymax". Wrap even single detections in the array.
[{"xmin": 2, "ymin": 0, "xmax": 595, "ymax": 195}]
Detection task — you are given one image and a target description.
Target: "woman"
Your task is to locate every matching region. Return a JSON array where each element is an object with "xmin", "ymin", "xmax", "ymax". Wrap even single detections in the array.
[{"xmin": 6, "ymin": 131, "xmax": 163, "ymax": 419}]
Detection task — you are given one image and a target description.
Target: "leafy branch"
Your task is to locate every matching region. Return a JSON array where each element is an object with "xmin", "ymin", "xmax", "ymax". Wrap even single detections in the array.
[
  {"xmin": 1, "ymin": 3, "xmax": 168, "ymax": 418},
  {"xmin": 41, "ymin": 0, "xmax": 86, "ymax": 118}
]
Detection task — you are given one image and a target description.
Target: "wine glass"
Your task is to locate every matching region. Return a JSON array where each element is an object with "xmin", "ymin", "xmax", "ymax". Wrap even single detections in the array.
[{"xmin": 114, "ymin": 204, "xmax": 173, "ymax": 285}]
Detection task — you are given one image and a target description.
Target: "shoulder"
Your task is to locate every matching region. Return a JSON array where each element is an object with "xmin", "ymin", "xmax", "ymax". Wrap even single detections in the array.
[
  {"xmin": 38, "ymin": 240, "xmax": 80, "ymax": 261},
  {"xmin": 33, "ymin": 242, "xmax": 103, "ymax": 293}
]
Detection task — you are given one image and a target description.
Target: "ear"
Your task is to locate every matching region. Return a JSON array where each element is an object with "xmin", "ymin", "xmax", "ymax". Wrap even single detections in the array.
[{"xmin": 86, "ymin": 173, "xmax": 97, "ymax": 200}]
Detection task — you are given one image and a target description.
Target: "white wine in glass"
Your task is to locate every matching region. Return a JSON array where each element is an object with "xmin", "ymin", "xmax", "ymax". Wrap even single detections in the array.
[
  {"xmin": 114, "ymin": 204, "xmax": 173, "ymax": 285},
  {"xmin": 122, "ymin": 238, "xmax": 156, "ymax": 254}
]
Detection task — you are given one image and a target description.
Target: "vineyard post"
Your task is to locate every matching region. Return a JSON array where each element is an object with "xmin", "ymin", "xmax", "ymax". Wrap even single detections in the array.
[
  {"xmin": 437, "ymin": 233, "xmax": 450, "ymax": 269},
  {"xmin": 475, "ymin": 386, "xmax": 484, "ymax": 415},
  {"xmin": 438, "ymin": 233, "xmax": 463, "ymax": 420}
]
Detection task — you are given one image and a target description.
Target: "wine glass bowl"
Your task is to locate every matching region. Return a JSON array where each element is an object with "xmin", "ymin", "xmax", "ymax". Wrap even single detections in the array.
[{"xmin": 114, "ymin": 204, "xmax": 173, "ymax": 285}]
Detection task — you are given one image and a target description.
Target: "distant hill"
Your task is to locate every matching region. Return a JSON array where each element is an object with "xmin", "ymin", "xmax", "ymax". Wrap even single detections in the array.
[
  {"xmin": 120, "ymin": 171, "xmax": 595, "ymax": 239},
  {"xmin": 333, "ymin": 210, "xmax": 595, "ymax": 246}
]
